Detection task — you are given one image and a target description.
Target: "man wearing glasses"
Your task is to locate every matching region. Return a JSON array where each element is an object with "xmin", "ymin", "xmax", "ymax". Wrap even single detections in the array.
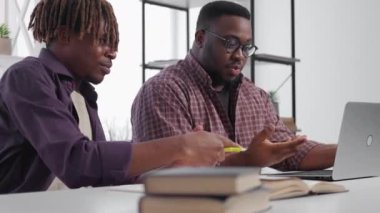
[{"xmin": 132, "ymin": 1, "xmax": 336, "ymax": 170}]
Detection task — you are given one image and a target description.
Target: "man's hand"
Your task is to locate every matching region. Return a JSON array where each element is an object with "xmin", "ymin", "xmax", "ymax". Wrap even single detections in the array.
[
  {"xmin": 240, "ymin": 126, "xmax": 307, "ymax": 167},
  {"xmin": 171, "ymin": 131, "xmax": 238, "ymax": 167},
  {"xmin": 129, "ymin": 131, "xmax": 238, "ymax": 177}
]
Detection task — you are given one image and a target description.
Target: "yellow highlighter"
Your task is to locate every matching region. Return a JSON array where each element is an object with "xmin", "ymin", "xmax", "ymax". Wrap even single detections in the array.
[{"xmin": 224, "ymin": 147, "xmax": 246, "ymax": 153}]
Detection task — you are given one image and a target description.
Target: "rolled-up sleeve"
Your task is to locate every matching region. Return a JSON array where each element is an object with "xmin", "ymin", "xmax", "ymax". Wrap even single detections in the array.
[{"xmin": 273, "ymin": 140, "xmax": 320, "ymax": 171}]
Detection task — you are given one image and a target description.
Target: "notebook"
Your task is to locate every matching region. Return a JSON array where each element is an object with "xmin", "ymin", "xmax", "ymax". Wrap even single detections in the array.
[{"xmin": 269, "ymin": 102, "xmax": 380, "ymax": 181}]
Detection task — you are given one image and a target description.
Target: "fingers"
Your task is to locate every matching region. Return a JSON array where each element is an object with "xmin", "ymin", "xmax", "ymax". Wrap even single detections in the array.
[
  {"xmin": 193, "ymin": 124, "xmax": 204, "ymax": 132},
  {"xmin": 251, "ymin": 126, "xmax": 275, "ymax": 144},
  {"xmin": 274, "ymin": 136, "xmax": 307, "ymax": 156},
  {"xmin": 216, "ymin": 134, "xmax": 239, "ymax": 147},
  {"xmin": 202, "ymin": 144, "xmax": 225, "ymax": 167},
  {"xmin": 217, "ymin": 149, "xmax": 225, "ymax": 162},
  {"xmin": 177, "ymin": 131, "xmax": 235, "ymax": 167},
  {"xmin": 286, "ymin": 135, "xmax": 307, "ymax": 147}
]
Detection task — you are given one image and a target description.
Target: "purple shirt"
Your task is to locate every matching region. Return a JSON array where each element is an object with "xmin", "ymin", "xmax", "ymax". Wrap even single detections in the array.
[
  {"xmin": 0, "ymin": 49, "xmax": 132, "ymax": 193},
  {"xmin": 132, "ymin": 53, "xmax": 319, "ymax": 170}
]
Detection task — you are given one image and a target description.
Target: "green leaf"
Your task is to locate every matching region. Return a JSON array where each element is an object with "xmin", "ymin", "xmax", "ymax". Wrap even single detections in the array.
[
  {"xmin": 0, "ymin": 23, "xmax": 11, "ymax": 38},
  {"xmin": 268, "ymin": 90, "xmax": 279, "ymax": 103}
]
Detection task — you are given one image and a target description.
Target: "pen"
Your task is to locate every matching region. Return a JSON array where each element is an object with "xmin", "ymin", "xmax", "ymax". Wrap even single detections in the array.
[{"xmin": 224, "ymin": 147, "xmax": 246, "ymax": 153}]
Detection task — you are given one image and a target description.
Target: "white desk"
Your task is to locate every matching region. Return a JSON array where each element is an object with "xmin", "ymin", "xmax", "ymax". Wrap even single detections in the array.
[
  {"xmin": 1, "ymin": 178, "xmax": 380, "ymax": 212},
  {"xmin": 0, "ymin": 185, "xmax": 144, "ymax": 213}
]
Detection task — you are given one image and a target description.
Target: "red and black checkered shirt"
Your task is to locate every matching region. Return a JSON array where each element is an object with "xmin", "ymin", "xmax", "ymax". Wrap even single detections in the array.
[{"xmin": 132, "ymin": 54, "xmax": 319, "ymax": 170}]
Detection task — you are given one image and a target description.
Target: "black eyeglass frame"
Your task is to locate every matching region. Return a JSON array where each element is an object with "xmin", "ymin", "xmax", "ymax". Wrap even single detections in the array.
[{"xmin": 204, "ymin": 29, "xmax": 258, "ymax": 57}]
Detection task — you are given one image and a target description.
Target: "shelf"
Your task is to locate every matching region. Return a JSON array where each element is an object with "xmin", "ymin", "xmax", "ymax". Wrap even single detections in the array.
[
  {"xmin": 143, "ymin": 59, "xmax": 179, "ymax": 70},
  {"xmin": 254, "ymin": 53, "xmax": 300, "ymax": 65},
  {"xmin": 143, "ymin": 0, "xmax": 250, "ymax": 9}
]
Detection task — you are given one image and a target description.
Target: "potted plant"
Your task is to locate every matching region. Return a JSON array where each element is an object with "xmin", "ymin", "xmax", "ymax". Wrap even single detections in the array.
[
  {"xmin": 268, "ymin": 90, "xmax": 279, "ymax": 114},
  {"xmin": 0, "ymin": 23, "xmax": 12, "ymax": 55},
  {"xmin": 268, "ymin": 73, "xmax": 293, "ymax": 115}
]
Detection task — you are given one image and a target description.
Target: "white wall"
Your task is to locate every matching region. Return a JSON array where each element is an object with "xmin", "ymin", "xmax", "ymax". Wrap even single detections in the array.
[
  {"xmin": 254, "ymin": 0, "xmax": 293, "ymax": 118},
  {"xmin": 0, "ymin": 0, "xmax": 5, "ymax": 24},
  {"xmin": 295, "ymin": 0, "xmax": 380, "ymax": 143},
  {"xmin": 95, "ymin": 0, "xmax": 141, "ymax": 140},
  {"xmin": 255, "ymin": 0, "xmax": 380, "ymax": 143}
]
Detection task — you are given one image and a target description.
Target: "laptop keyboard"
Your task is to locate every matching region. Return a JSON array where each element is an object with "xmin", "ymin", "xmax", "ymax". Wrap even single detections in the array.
[
  {"xmin": 288, "ymin": 170, "xmax": 333, "ymax": 176},
  {"xmin": 268, "ymin": 170, "xmax": 333, "ymax": 181}
]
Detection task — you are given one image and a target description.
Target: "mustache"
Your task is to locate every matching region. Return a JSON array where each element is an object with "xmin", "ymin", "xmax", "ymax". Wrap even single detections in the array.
[{"xmin": 226, "ymin": 62, "xmax": 243, "ymax": 69}]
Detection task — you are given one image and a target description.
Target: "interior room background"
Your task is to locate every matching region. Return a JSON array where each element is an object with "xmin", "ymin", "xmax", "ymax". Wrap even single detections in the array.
[{"xmin": 1, "ymin": 0, "xmax": 379, "ymax": 143}]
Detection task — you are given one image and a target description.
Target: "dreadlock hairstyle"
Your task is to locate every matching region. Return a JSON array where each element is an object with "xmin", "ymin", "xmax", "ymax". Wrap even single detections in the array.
[
  {"xmin": 196, "ymin": 1, "xmax": 250, "ymax": 31},
  {"xmin": 28, "ymin": 0, "xmax": 119, "ymax": 51}
]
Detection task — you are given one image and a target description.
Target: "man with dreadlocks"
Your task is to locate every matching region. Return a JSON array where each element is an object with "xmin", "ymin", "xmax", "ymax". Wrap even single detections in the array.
[{"xmin": 0, "ymin": 0, "xmax": 237, "ymax": 193}]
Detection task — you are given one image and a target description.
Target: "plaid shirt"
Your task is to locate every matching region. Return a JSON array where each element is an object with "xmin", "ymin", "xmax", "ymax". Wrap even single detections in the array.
[{"xmin": 132, "ymin": 53, "xmax": 319, "ymax": 170}]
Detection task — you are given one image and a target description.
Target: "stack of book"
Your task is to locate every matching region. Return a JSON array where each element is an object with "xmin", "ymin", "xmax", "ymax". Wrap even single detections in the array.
[{"xmin": 138, "ymin": 167, "xmax": 270, "ymax": 213}]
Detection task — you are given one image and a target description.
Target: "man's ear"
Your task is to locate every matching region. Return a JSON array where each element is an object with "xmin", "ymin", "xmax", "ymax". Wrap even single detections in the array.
[{"xmin": 195, "ymin": 30, "xmax": 206, "ymax": 48}]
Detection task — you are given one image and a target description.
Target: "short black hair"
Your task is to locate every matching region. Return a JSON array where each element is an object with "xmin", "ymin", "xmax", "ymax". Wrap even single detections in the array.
[{"xmin": 196, "ymin": 1, "xmax": 251, "ymax": 30}]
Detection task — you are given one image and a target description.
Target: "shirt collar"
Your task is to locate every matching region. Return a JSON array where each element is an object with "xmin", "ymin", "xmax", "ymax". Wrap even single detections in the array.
[
  {"xmin": 38, "ymin": 48, "xmax": 98, "ymax": 103},
  {"xmin": 185, "ymin": 53, "xmax": 214, "ymax": 88},
  {"xmin": 38, "ymin": 48, "xmax": 74, "ymax": 79}
]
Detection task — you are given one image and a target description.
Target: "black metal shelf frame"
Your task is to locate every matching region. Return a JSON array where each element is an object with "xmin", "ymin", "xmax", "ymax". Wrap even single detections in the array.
[
  {"xmin": 251, "ymin": 0, "xmax": 297, "ymax": 122},
  {"xmin": 142, "ymin": 0, "xmax": 190, "ymax": 83}
]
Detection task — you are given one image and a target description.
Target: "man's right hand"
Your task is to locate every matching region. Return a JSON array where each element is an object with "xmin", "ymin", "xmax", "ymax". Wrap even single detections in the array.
[
  {"xmin": 239, "ymin": 126, "xmax": 307, "ymax": 167},
  {"xmin": 171, "ymin": 131, "xmax": 238, "ymax": 167}
]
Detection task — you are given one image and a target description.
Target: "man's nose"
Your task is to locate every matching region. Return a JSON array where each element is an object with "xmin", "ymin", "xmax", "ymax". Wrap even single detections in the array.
[
  {"xmin": 231, "ymin": 46, "xmax": 245, "ymax": 60},
  {"xmin": 106, "ymin": 49, "xmax": 117, "ymax": 59}
]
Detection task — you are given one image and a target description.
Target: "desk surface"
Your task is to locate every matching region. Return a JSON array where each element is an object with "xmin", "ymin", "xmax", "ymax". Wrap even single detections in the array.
[
  {"xmin": 270, "ymin": 177, "xmax": 380, "ymax": 212},
  {"xmin": 0, "ymin": 185, "xmax": 144, "ymax": 213},
  {"xmin": 1, "ymin": 177, "xmax": 380, "ymax": 213}
]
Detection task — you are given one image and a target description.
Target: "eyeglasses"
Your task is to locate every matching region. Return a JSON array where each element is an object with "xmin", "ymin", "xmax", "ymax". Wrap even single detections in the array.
[{"xmin": 204, "ymin": 29, "xmax": 258, "ymax": 57}]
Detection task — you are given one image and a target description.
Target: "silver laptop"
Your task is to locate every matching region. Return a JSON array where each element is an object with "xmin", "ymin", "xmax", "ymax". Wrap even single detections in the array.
[{"xmin": 269, "ymin": 102, "xmax": 380, "ymax": 181}]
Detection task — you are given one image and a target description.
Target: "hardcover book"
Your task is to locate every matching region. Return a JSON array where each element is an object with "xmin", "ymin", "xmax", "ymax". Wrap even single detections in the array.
[
  {"xmin": 139, "ymin": 188, "xmax": 270, "ymax": 213},
  {"xmin": 143, "ymin": 167, "xmax": 261, "ymax": 196}
]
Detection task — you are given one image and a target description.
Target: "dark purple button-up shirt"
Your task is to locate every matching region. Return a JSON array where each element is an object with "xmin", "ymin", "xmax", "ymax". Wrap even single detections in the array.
[{"xmin": 0, "ymin": 49, "xmax": 132, "ymax": 193}]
